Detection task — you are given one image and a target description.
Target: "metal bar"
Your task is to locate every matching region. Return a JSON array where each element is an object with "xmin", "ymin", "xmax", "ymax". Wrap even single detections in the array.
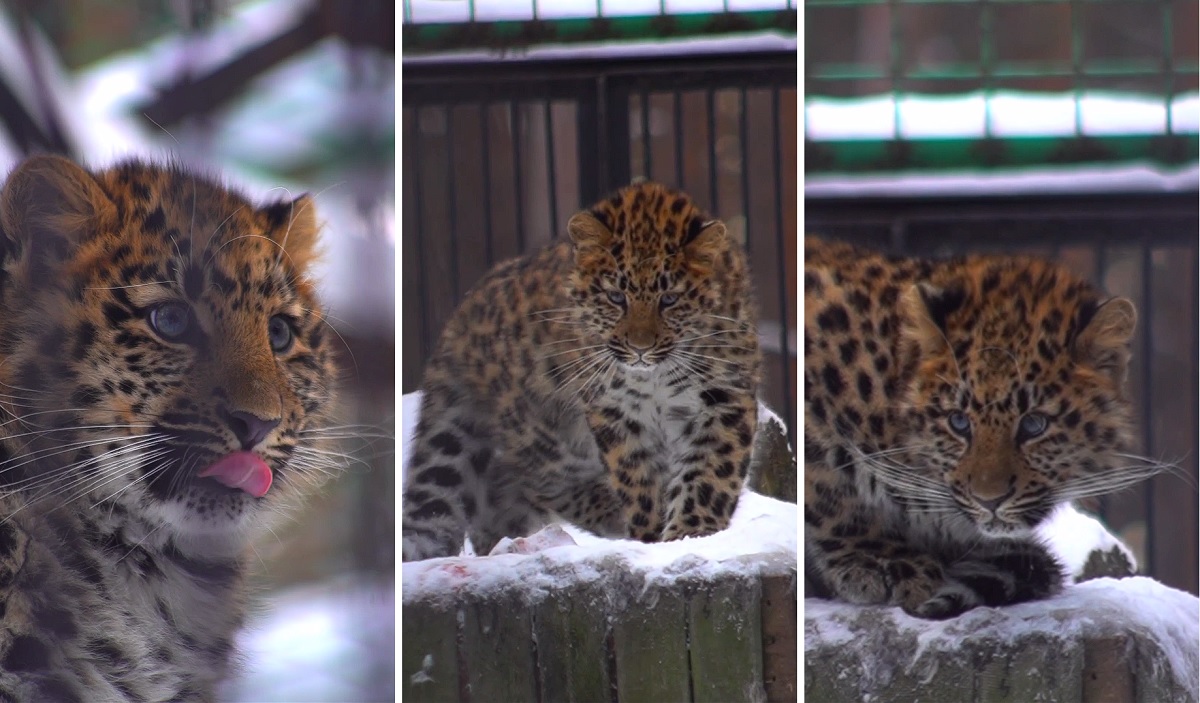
[
  {"xmin": 512, "ymin": 101, "xmax": 527, "ymax": 253},
  {"xmin": 707, "ymin": 88, "xmax": 718, "ymax": 211},
  {"xmin": 1140, "ymin": 244, "xmax": 1155, "ymax": 577},
  {"xmin": 446, "ymin": 106, "xmax": 462, "ymax": 300},
  {"xmin": 771, "ymin": 85, "xmax": 796, "ymax": 447},
  {"xmin": 480, "ymin": 101, "xmax": 496, "ymax": 268},
  {"xmin": 577, "ymin": 81, "xmax": 601, "ymax": 205},
  {"xmin": 1095, "ymin": 245, "xmax": 1109, "ymax": 520},
  {"xmin": 409, "ymin": 109, "xmax": 433, "ymax": 360},
  {"xmin": 673, "ymin": 90, "xmax": 684, "ymax": 186},
  {"xmin": 545, "ymin": 99, "xmax": 560, "ymax": 236},
  {"xmin": 605, "ymin": 76, "xmax": 633, "ymax": 191},
  {"xmin": 402, "ymin": 53, "xmax": 796, "ymax": 100},
  {"xmin": 641, "ymin": 89, "xmax": 652, "ymax": 180},
  {"xmin": 739, "ymin": 86, "xmax": 752, "ymax": 257}
]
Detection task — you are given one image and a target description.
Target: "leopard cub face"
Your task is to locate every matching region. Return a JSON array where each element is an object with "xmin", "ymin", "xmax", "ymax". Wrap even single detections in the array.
[
  {"xmin": 896, "ymin": 261, "xmax": 1138, "ymax": 536},
  {"xmin": 565, "ymin": 182, "xmax": 737, "ymax": 370},
  {"xmin": 0, "ymin": 156, "xmax": 338, "ymax": 543}
]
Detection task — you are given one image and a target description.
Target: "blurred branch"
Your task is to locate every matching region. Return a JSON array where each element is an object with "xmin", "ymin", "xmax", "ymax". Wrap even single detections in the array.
[
  {"xmin": 0, "ymin": 0, "xmax": 74, "ymax": 157},
  {"xmin": 138, "ymin": 0, "xmax": 394, "ymax": 128}
]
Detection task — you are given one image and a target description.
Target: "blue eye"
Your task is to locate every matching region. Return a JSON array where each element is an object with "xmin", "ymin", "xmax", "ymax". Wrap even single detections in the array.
[
  {"xmin": 947, "ymin": 410, "xmax": 971, "ymax": 436},
  {"xmin": 606, "ymin": 290, "xmax": 626, "ymax": 306},
  {"xmin": 660, "ymin": 292, "xmax": 680, "ymax": 307},
  {"xmin": 1018, "ymin": 412, "xmax": 1049, "ymax": 441},
  {"xmin": 268, "ymin": 315, "xmax": 294, "ymax": 352},
  {"xmin": 149, "ymin": 302, "xmax": 190, "ymax": 341}
]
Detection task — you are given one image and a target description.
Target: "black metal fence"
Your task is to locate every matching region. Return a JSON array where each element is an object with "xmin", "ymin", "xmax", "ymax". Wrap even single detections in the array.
[
  {"xmin": 808, "ymin": 192, "xmax": 1200, "ymax": 596},
  {"xmin": 402, "ymin": 50, "xmax": 798, "ymax": 442}
]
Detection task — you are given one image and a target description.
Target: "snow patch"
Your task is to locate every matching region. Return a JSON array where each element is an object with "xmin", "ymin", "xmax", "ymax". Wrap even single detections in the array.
[{"xmin": 1039, "ymin": 503, "xmax": 1136, "ymax": 581}]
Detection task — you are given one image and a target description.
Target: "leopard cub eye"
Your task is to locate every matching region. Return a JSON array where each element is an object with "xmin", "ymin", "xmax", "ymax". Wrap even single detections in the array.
[
  {"xmin": 1017, "ymin": 412, "xmax": 1049, "ymax": 441},
  {"xmin": 149, "ymin": 302, "xmax": 191, "ymax": 341},
  {"xmin": 660, "ymin": 292, "xmax": 680, "ymax": 308},
  {"xmin": 606, "ymin": 290, "xmax": 626, "ymax": 306},
  {"xmin": 947, "ymin": 410, "xmax": 971, "ymax": 437},
  {"xmin": 268, "ymin": 315, "xmax": 294, "ymax": 352}
]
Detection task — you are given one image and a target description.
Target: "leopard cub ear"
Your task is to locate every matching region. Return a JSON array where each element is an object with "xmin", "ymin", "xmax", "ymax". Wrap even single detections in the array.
[
  {"xmin": 566, "ymin": 211, "xmax": 613, "ymax": 250},
  {"xmin": 683, "ymin": 219, "xmax": 727, "ymax": 274},
  {"xmin": 1073, "ymin": 297, "xmax": 1136, "ymax": 383},
  {"xmin": 901, "ymin": 281, "xmax": 965, "ymax": 357},
  {"xmin": 260, "ymin": 194, "xmax": 320, "ymax": 273},
  {"xmin": 0, "ymin": 154, "xmax": 116, "ymax": 279}
]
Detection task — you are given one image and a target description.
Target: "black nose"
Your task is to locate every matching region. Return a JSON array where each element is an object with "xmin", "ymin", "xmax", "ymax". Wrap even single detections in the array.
[{"xmin": 225, "ymin": 410, "xmax": 280, "ymax": 450}]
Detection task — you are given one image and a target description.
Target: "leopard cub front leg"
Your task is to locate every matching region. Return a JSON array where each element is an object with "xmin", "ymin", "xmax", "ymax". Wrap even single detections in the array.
[
  {"xmin": 587, "ymin": 405, "xmax": 666, "ymax": 543},
  {"xmin": 660, "ymin": 391, "xmax": 756, "ymax": 541}
]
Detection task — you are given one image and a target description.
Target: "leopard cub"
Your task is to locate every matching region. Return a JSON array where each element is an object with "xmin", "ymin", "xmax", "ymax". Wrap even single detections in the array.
[
  {"xmin": 403, "ymin": 182, "xmax": 762, "ymax": 560},
  {"xmin": 805, "ymin": 236, "xmax": 1155, "ymax": 619},
  {"xmin": 0, "ymin": 155, "xmax": 339, "ymax": 700}
]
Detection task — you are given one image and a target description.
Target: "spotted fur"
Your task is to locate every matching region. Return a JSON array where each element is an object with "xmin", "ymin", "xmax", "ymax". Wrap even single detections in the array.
[
  {"xmin": 0, "ymin": 155, "xmax": 338, "ymax": 700},
  {"xmin": 402, "ymin": 182, "xmax": 761, "ymax": 561},
  {"xmin": 804, "ymin": 236, "xmax": 1147, "ymax": 618}
]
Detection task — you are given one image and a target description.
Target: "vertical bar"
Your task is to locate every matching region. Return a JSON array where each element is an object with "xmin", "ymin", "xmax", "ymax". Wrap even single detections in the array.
[
  {"xmin": 739, "ymin": 87, "xmax": 752, "ymax": 257},
  {"xmin": 1162, "ymin": 0, "xmax": 1174, "ymax": 135},
  {"xmin": 1095, "ymin": 245, "xmax": 1109, "ymax": 520},
  {"xmin": 545, "ymin": 99, "xmax": 559, "ymax": 233},
  {"xmin": 480, "ymin": 101, "xmax": 496, "ymax": 267},
  {"xmin": 512, "ymin": 101, "xmax": 527, "ymax": 253},
  {"xmin": 578, "ymin": 81, "xmax": 601, "ymax": 205},
  {"xmin": 771, "ymin": 85, "xmax": 795, "ymax": 448},
  {"xmin": 1070, "ymin": 0, "xmax": 1083, "ymax": 137},
  {"xmin": 410, "ymin": 108, "xmax": 433, "ymax": 360},
  {"xmin": 889, "ymin": 0, "xmax": 903, "ymax": 142},
  {"xmin": 1192, "ymin": 245, "xmax": 1198, "ymax": 584},
  {"xmin": 706, "ymin": 88, "xmax": 718, "ymax": 212},
  {"xmin": 642, "ymin": 89, "xmax": 652, "ymax": 180},
  {"xmin": 1140, "ymin": 244, "xmax": 1155, "ymax": 577},
  {"xmin": 446, "ymin": 106, "xmax": 462, "ymax": 300},
  {"xmin": 605, "ymin": 77, "xmax": 633, "ymax": 191},
  {"xmin": 980, "ymin": 0, "xmax": 994, "ymax": 141},
  {"xmin": 673, "ymin": 90, "xmax": 684, "ymax": 187}
]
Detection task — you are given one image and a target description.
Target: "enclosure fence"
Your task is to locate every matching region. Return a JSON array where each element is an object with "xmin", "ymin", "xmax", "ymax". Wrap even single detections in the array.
[{"xmin": 402, "ymin": 49, "xmax": 798, "ymax": 442}]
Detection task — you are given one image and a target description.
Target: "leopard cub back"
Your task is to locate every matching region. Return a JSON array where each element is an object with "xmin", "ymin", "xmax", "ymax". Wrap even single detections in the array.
[
  {"xmin": 403, "ymin": 182, "xmax": 761, "ymax": 561},
  {"xmin": 804, "ymin": 235, "xmax": 1149, "ymax": 618},
  {"xmin": 0, "ymin": 155, "xmax": 339, "ymax": 701}
]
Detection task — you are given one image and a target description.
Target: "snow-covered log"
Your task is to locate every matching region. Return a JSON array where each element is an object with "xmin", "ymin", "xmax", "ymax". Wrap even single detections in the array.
[{"xmin": 401, "ymin": 392, "xmax": 799, "ymax": 702}]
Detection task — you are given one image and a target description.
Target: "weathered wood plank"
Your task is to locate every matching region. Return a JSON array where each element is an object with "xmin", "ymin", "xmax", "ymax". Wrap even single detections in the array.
[
  {"xmin": 402, "ymin": 599, "xmax": 462, "ymax": 703},
  {"xmin": 760, "ymin": 573, "xmax": 797, "ymax": 702},
  {"xmin": 533, "ymin": 581, "xmax": 612, "ymax": 702},
  {"xmin": 612, "ymin": 582, "xmax": 690, "ymax": 703},
  {"xmin": 688, "ymin": 575, "xmax": 765, "ymax": 702},
  {"xmin": 461, "ymin": 589, "xmax": 538, "ymax": 702}
]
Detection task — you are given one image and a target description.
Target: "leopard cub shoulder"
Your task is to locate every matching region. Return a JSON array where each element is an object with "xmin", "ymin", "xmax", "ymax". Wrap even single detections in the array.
[
  {"xmin": 0, "ymin": 155, "xmax": 339, "ymax": 700},
  {"xmin": 804, "ymin": 235, "xmax": 1146, "ymax": 618},
  {"xmin": 403, "ymin": 182, "xmax": 762, "ymax": 561}
]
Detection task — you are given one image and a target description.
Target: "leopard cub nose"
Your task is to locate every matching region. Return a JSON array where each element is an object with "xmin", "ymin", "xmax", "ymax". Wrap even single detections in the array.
[{"xmin": 224, "ymin": 410, "xmax": 281, "ymax": 450}]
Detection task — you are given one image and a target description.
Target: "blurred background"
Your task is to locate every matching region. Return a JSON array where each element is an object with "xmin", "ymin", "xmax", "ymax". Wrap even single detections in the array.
[
  {"xmin": 402, "ymin": 0, "xmax": 799, "ymax": 445},
  {"xmin": 0, "ymin": 0, "xmax": 394, "ymax": 700},
  {"xmin": 806, "ymin": 0, "xmax": 1199, "ymax": 596}
]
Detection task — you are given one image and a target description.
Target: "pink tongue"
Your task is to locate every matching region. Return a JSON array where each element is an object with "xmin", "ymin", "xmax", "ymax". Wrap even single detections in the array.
[{"xmin": 198, "ymin": 452, "xmax": 273, "ymax": 498}]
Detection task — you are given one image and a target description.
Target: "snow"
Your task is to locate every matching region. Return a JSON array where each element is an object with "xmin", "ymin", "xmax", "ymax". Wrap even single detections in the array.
[
  {"xmin": 400, "ymin": 390, "xmax": 797, "ymax": 603},
  {"xmin": 221, "ymin": 577, "xmax": 394, "ymax": 702},
  {"xmin": 806, "ymin": 91, "xmax": 1199, "ymax": 141},
  {"xmin": 405, "ymin": 0, "xmax": 794, "ymax": 24},
  {"xmin": 1039, "ymin": 503, "xmax": 1136, "ymax": 581},
  {"xmin": 806, "ymin": 576, "xmax": 1200, "ymax": 700}
]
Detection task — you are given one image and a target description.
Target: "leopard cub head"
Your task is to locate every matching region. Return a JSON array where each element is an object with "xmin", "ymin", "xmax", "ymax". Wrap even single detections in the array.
[
  {"xmin": 898, "ymin": 257, "xmax": 1138, "ymax": 537},
  {"xmin": 565, "ymin": 181, "xmax": 740, "ymax": 370},
  {"xmin": 0, "ymin": 155, "xmax": 338, "ymax": 544}
]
